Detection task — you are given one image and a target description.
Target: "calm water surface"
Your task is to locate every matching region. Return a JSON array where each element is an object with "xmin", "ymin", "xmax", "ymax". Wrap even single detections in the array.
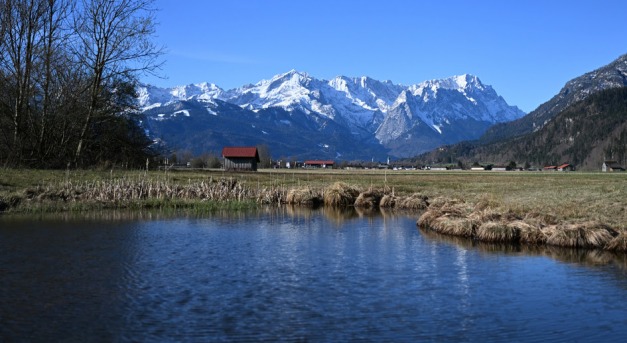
[{"xmin": 1, "ymin": 208, "xmax": 626, "ymax": 342}]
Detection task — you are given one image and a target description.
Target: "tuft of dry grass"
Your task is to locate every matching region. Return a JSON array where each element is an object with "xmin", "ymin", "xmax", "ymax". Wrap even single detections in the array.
[
  {"xmin": 468, "ymin": 208, "xmax": 505, "ymax": 224},
  {"xmin": 354, "ymin": 189, "xmax": 384, "ymax": 208},
  {"xmin": 419, "ymin": 200, "xmax": 625, "ymax": 251},
  {"xmin": 286, "ymin": 187, "xmax": 322, "ymax": 207},
  {"xmin": 605, "ymin": 230, "xmax": 627, "ymax": 251},
  {"xmin": 512, "ymin": 221, "xmax": 547, "ymax": 245},
  {"xmin": 323, "ymin": 182, "xmax": 360, "ymax": 207},
  {"xmin": 418, "ymin": 198, "xmax": 471, "ymax": 230},
  {"xmin": 430, "ymin": 216, "xmax": 475, "ymax": 237},
  {"xmin": 379, "ymin": 194, "xmax": 397, "ymax": 208},
  {"xmin": 476, "ymin": 221, "xmax": 520, "ymax": 243},
  {"xmin": 396, "ymin": 193, "xmax": 429, "ymax": 210},
  {"xmin": 546, "ymin": 222, "xmax": 616, "ymax": 249}
]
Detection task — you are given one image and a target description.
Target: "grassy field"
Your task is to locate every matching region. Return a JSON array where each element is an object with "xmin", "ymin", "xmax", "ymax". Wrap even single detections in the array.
[{"xmin": 1, "ymin": 168, "xmax": 625, "ymax": 229}]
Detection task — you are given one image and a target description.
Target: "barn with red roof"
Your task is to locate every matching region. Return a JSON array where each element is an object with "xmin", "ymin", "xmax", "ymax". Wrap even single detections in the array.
[{"xmin": 222, "ymin": 146, "xmax": 260, "ymax": 171}]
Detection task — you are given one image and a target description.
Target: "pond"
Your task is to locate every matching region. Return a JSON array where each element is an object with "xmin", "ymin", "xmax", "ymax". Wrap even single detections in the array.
[{"xmin": 1, "ymin": 207, "xmax": 626, "ymax": 342}]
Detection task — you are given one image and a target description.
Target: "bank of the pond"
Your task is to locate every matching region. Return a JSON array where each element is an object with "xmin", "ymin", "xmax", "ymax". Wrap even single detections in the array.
[
  {"xmin": 0, "ymin": 169, "xmax": 625, "ymax": 252},
  {"xmin": 0, "ymin": 177, "xmax": 261, "ymax": 213},
  {"xmin": 418, "ymin": 198, "xmax": 627, "ymax": 252},
  {"xmin": 0, "ymin": 176, "xmax": 429, "ymax": 214}
]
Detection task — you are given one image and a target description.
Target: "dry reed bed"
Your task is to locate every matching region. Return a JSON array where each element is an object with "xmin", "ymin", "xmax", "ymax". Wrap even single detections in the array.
[
  {"xmin": 7, "ymin": 178, "xmax": 430, "ymax": 212},
  {"xmin": 11, "ymin": 177, "xmax": 288, "ymax": 209},
  {"xmin": 418, "ymin": 198, "xmax": 626, "ymax": 252},
  {"xmin": 272, "ymin": 181, "xmax": 430, "ymax": 211}
]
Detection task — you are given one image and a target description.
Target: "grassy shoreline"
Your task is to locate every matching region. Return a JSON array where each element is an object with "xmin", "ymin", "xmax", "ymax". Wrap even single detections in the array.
[{"xmin": 1, "ymin": 168, "xmax": 625, "ymax": 250}]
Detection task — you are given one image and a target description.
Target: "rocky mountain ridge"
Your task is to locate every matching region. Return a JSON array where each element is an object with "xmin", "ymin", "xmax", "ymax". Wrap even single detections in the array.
[{"xmin": 139, "ymin": 71, "xmax": 525, "ymax": 159}]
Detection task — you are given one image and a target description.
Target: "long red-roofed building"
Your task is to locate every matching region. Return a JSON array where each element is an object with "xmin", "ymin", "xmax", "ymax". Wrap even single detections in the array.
[
  {"xmin": 222, "ymin": 146, "xmax": 260, "ymax": 171},
  {"xmin": 304, "ymin": 160, "xmax": 334, "ymax": 168}
]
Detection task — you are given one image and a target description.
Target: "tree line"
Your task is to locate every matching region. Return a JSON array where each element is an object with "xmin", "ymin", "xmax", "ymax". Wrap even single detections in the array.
[{"xmin": 0, "ymin": 0, "xmax": 161, "ymax": 168}]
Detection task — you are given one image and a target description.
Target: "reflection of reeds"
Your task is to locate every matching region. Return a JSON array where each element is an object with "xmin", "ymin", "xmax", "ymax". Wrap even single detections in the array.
[
  {"xmin": 354, "ymin": 206, "xmax": 380, "ymax": 217},
  {"xmin": 419, "ymin": 226, "xmax": 627, "ymax": 271},
  {"xmin": 322, "ymin": 206, "xmax": 360, "ymax": 224}
]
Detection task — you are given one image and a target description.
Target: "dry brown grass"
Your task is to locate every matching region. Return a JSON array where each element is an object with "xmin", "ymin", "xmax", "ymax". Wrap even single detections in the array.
[
  {"xmin": 323, "ymin": 182, "xmax": 360, "ymax": 207},
  {"xmin": 23, "ymin": 177, "xmax": 258, "ymax": 203},
  {"xmin": 396, "ymin": 193, "xmax": 429, "ymax": 210},
  {"xmin": 420, "ymin": 199, "xmax": 625, "ymax": 251},
  {"xmin": 418, "ymin": 198, "xmax": 471, "ymax": 230},
  {"xmin": 476, "ymin": 221, "xmax": 521, "ymax": 243},
  {"xmin": 379, "ymin": 194, "xmax": 397, "ymax": 208},
  {"xmin": 286, "ymin": 187, "xmax": 322, "ymax": 207},
  {"xmin": 354, "ymin": 189, "xmax": 384, "ymax": 208},
  {"xmin": 512, "ymin": 221, "xmax": 547, "ymax": 245},
  {"xmin": 430, "ymin": 216, "xmax": 475, "ymax": 237},
  {"xmin": 605, "ymin": 230, "xmax": 627, "ymax": 251},
  {"xmin": 546, "ymin": 222, "xmax": 617, "ymax": 249}
]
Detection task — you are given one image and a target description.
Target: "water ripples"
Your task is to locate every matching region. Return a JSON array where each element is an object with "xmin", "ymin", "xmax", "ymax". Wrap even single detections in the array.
[{"xmin": 1, "ymin": 211, "xmax": 626, "ymax": 341}]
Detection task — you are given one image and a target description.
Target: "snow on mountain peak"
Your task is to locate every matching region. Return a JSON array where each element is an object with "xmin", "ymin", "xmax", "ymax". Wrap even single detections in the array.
[
  {"xmin": 140, "ymin": 70, "xmax": 523, "ymax": 131},
  {"xmin": 412, "ymin": 74, "xmax": 484, "ymax": 93},
  {"xmin": 225, "ymin": 69, "xmax": 315, "ymax": 110},
  {"xmin": 141, "ymin": 70, "xmax": 527, "ymax": 159},
  {"xmin": 137, "ymin": 82, "xmax": 223, "ymax": 109}
]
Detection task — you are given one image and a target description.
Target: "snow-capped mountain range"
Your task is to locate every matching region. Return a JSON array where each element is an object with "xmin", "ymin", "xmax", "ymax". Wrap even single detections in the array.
[{"xmin": 139, "ymin": 71, "xmax": 525, "ymax": 159}]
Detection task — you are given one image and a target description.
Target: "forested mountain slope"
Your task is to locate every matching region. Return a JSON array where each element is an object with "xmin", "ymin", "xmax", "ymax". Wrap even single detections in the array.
[{"xmin": 416, "ymin": 87, "xmax": 627, "ymax": 170}]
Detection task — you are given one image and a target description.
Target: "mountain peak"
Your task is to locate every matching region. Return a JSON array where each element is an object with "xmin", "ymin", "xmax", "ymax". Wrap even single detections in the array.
[
  {"xmin": 274, "ymin": 69, "xmax": 310, "ymax": 81},
  {"xmin": 433, "ymin": 74, "xmax": 485, "ymax": 91},
  {"xmin": 452, "ymin": 74, "xmax": 483, "ymax": 90}
]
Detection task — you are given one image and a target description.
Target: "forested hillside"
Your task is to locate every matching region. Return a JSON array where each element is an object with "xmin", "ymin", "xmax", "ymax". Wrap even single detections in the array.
[
  {"xmin": 479, "ymin": 53, "xmax": 627, "ymax": 143},
  {"xmin": 415, "ymin": 87, "xmax": 627, "ymax": 170}
]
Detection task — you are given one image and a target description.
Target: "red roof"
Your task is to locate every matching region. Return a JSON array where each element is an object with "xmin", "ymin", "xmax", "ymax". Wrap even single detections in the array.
[
  {"xmin": 558, "ymin": 164, "xmax": 570, "ymax": 169},
  {"xmin": 304, "ymin": 160, "xmax": 334, "ymax": 165},
  {"xmin": 222, "ymin": 147, "xmax": 259, "ymax": 161}
]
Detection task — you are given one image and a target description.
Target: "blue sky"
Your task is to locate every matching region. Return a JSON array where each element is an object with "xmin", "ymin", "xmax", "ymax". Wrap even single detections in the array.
[{"xmin": 143, "ymin": 0, "xmax": 627, "ymax": 113}]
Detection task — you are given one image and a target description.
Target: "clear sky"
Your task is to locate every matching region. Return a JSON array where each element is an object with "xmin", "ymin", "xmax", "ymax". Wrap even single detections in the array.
[{"xmin": 143, "ymin": 0, "xmax": 627, "ymax": 113}]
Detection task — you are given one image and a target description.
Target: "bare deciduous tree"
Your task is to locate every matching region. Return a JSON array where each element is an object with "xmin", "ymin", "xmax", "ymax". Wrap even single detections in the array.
[
  {"xmin": 71, "ymin": 0, "xmax": 162, "ymax": 166},
  {"xmin": 0, "ymin": 0, "xmax": 47, "ymax": 161},
  {"xmin": 0, "ymin": 0, "xmax": 161, "ymax": 168}
]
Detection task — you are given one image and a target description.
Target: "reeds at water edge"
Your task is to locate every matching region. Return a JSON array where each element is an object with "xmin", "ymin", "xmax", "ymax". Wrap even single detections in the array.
[
  {"xmin": 1, "ymin": 169, "xmax": 624, "ymax": 252},
  {"xmin": 419, "ymin": 199, "xmax": 626, "ymax": 252}
]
